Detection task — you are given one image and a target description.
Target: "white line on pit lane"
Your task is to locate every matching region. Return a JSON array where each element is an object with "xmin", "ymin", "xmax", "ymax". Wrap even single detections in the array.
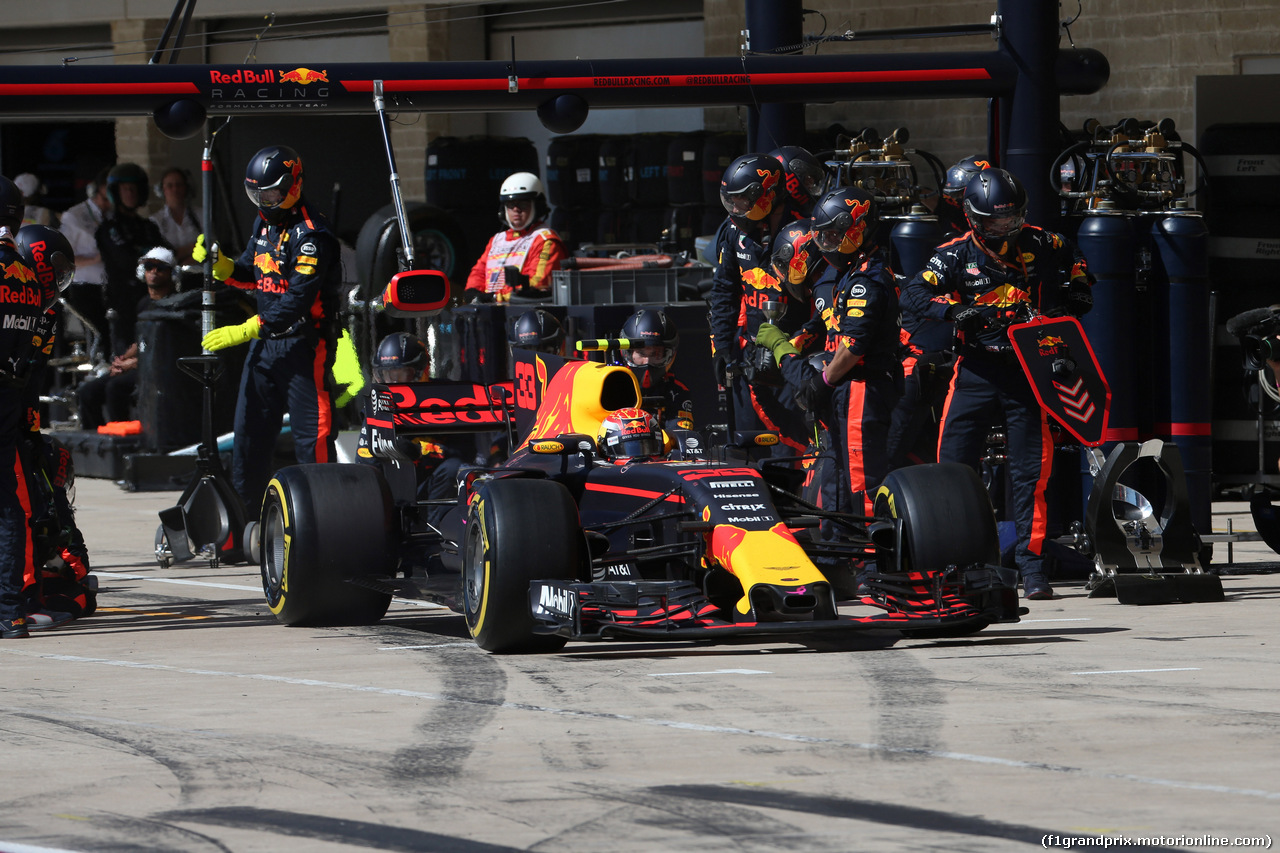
[
  {"xmin": 648, "ymin": 669, "xmax": 771, "ymax": 677},
  {"xmin": 4, "ymin": 649, "xmax": 1276, "ymax": 801},
  {"xmin": 1072, "ymin": 667, "xmax": 1202, "ymax": 675},
  {"xmin": 93, "ymin": 571, "xmax": 445, "ymax": 608}
]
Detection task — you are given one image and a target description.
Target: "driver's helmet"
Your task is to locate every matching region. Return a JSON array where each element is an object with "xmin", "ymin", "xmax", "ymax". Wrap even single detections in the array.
[
  {"xmin": 244, "ymin": 145, "xmax": 304, "ymax": 224},
  {"xmin": 373, "ymin": 332, "xmax": 428, "ymax": 383},
  {"xmin": 941, "ymin": 155, "xmax": 992, "ymax": 212},
  {"xmin": 810, "ymin": 187, "xmax": 878, "ymax": 270},
  {"xmin": 963, "ymin": 168, "xmax": 1027, "ymax": 255},
  {"xmin": 768, "ymin": 145, "xmax": 826, "ymax": 215},
  {"xmin": 769, "ymin": 218, "xmax": 822, "ymax": 303},
  {"xmin": 619, "ymin": 308, "xmax": 677, "ymax": 390},
  {"xmin": 498, "ymin": 171, "xmax": 545, "ymax": 230},
  {"xmin": 510, "ymin": 308, "xmax": 564, "ymax": 355},
  {"xmin": 719, "ymin": 153, "xmax": 782, "ymax": 230},
  {"xmin": 598, "ymin": 407, "xmax": 664, "ymax": 461}
]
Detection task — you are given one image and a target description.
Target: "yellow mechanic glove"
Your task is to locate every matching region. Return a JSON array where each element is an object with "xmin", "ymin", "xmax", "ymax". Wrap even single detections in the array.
[
  {"xmin": 193, "ymin": 234, "xmax": 234, "ymax": 281},
  {"xmin": 755, "ymin": 322, "xmax": 800, "ymax": 361},
  {"xmin": 203, "ymin": 315, "xmax": 261, "ymax": 352},
  {"xmin": 332, "ymin": 330, "xmax": 365, "ymax": 408}
]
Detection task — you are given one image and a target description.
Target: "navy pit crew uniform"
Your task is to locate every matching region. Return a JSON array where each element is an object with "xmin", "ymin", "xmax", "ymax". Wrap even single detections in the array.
[
  {"xmin": 901, "ymin": 227, "xmax": 1089, "ymax": 582},
  {"xmin": 709, "ymin": 222, "xmax": 807, "ymax": 454},
  {"xmin": 223, "ymin": 202, "xmax": 341, "ymax": 511}
]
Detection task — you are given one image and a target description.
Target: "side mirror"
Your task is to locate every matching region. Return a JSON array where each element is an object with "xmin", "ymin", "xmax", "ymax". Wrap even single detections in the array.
[{"xmin": 382, "ymin": 269, "xmax": 450, "ymax": 317}]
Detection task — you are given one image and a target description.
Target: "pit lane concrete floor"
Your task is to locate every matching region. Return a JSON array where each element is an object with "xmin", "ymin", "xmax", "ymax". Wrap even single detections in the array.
[{"xmin": 1, "ymin": 480, "xmax": 1277, "ymax": 853}]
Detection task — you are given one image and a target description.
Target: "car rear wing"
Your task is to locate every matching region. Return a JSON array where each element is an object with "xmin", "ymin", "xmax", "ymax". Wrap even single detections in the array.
[{"xmin": 367, "ymin": 380, "xmax": 516, "ymax": 444}]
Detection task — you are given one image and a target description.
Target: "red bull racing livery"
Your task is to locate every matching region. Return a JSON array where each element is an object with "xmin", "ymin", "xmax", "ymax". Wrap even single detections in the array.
[{"xmin": 258, "ymin": 347, "xmax": 1021, "ymax": 652}]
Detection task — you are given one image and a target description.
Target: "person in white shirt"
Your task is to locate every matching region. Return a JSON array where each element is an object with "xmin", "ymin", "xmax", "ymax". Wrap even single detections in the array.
[
  {"xmin": 149, "ymin": 167, "xmax": 200, "ymax": 264},
  {"xmin": 58, "ymin": 168, "xmax": 111, "ymax": 286}
]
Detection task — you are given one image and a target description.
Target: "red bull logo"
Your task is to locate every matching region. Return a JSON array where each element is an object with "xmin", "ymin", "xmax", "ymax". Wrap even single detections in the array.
[
  {"xmin": 748, "ymin": 169, "xmax": 780, "ymax": 218},
  {"xmin": 253, "ymin": 253, "xmax": 283, "ymax": 275},
  {"xmin": 787, "ymin": 231, "xmax": 815, "ymax": 284},
  {"xmin": 741, "ymin": 267, "xmax": 779, "ymax": 291},
  {"xmin": 1037, "ymin": 334, "xmax": 1066, "ymax": 355},
  {"xmin": 2, "ymin": 261, "xmax": 36, "ymax": 284},
  {"xmin": 279, "ymin": 67, "xmax": 328, "ymax": 85},
  {"xmin": 974, "ymin": 159, "xmax": 992, "ymax": 170},
  {"xmin": 973, "ymin": 284, "xmax": 1030, "ymax": 307}
]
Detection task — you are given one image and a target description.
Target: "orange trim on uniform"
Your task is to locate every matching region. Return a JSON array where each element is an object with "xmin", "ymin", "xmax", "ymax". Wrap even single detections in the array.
[
  {"xmin": 1028, "ymin": 409, "xmax": 1053, "ymax": 556},
  {"xmin": 14, "ymin": 453, "xmax": 35, "ymax": 588},
  {"xmin": 750, "ymin": 386, "xmax": 806, "ymax": 453},
  {"xmin": 312, "ymin": 336, "xmax": 333, "ymax": 462},
  {"xmin": 936, "ymin": 354, "xmax": 964, "ymax": 461},
  {"xmin": 844, "ymin": 381, "xmax": 868, "ymax": 511}
]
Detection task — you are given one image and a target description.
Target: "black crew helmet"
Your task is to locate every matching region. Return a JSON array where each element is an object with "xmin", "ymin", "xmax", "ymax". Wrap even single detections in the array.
[
  {"xmin": 963, "ymin": 168, "xmax": 1027, "ymax": 254},
  {"xmin": 510, "ymin": 309, "xmax": 564, "ymax": 355},
  {"xmin": 620, "ymin": 308, "xmax": 678, "ymax": 390},
  {"xmin": 941, "ymin": 155, "xmax": 993, "ymax": 210},
  {"xmin": 16, "ymin": 224, "xmax": 75, "ymax": 308},
  {"xmin": 373, "ymin": 332, "xmax": 428, "ymax": 383},
  {"xmin": 244, "ymin": 145, "xmax": 304, "ymax": 224},
  {"xmin": 719, "ymin": 153, "xmax": 783, "ymax": 230},
  {"xmin": 106, "ymin": 163, "xmax": 149, "ymax": 211},
  {"xmin": 768, "ymin": 145, "xmax": 826, "ymax": 215},
  {"xmin": 810, "ymin": 188, "xmax": 878, "ymax": 271},
  {"xmin": 0, "ymin": 176, "xmax": 23, "ymax": 232},
  {"xmin": 770, "ymin": 218, "xmax": 823, "ymax": 303}
]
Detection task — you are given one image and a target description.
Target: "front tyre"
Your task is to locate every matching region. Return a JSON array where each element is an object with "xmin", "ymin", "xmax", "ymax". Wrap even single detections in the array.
[
  {"xmin": 261, "ymin": 464, "xmax": 394, "ymax": 627},
  {"xmin": 462, "ymin": 478, "xmax": 583, "ymax": 653},
  {"xmin": 874, "ymin": 462, "xmax": 999, "ymax": 573}
]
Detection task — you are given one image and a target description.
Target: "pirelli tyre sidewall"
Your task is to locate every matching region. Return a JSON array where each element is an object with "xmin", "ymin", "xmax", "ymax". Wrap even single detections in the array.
[
  {"xmin": 261, "ymin": 463, "xmax": 394, "ymax": 627},
  {"xmin": 873, "ymin": 462, "xmax": 1000, "ymax": 573},
  {"xmin": 462, "ymin": 477, "xmax": 581, "ymax": 654}
]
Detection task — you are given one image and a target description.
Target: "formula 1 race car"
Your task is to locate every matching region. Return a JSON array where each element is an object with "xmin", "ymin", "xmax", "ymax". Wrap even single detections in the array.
[{"xmin": 257, "ymin": 276, "xmax": 1022, "ymax": 652}]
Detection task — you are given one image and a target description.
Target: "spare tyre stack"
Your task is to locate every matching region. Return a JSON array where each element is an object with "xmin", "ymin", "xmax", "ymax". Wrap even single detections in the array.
[
  {"xmin": 425, "ymin": 135, "xmax": 539, "ymax": 281},
  {"xmin": 627, "ymin": 132, "xmax": 677, "ymax": 246},
  {"xmin": 546, "ymin": 134, "xmax": 601, "ymax": 253},
  {"xmin": 596, "ymin": 135, "xmax": 632, "ymax": 246},
  {"xmin": 701, "ymin": 132, "xmax": 743, "ymax": 236},
  {"xmin": 665, "ymin": 131, "xmax": 705, "ymax": 253}
]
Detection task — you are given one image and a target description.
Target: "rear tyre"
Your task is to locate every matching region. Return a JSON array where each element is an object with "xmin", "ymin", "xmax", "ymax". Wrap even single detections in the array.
[
  {"xmin": 462, "ymin": 478, "xmax": 582, "ymax": 653},
  {"xmin": 260, "ymin": 464, "xmax": 394, "ymax": 627}
]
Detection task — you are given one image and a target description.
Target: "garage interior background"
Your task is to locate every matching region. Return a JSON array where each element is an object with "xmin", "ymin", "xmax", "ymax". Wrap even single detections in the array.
[{"xmin": 0, "ymin": 0, "xmax": 1277, "ymax": 488}]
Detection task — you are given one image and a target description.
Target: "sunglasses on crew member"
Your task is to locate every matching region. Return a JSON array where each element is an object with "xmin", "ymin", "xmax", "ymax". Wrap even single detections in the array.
[{"xmin": 143, "ymin": 261, "xmax": 170, "ymax": 272}]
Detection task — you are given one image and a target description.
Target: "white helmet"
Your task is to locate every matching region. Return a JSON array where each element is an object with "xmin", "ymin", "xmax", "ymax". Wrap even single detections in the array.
[
  {"xmin": 499, "ymin": 171, "xmax": 544, "ymax": 229},
  {"xmin": 136, "ymin": 245, "xmax": 177, "ymax": 282}
]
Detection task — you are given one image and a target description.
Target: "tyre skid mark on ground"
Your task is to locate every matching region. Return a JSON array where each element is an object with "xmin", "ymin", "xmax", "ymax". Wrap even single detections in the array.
[{"xmin": 5, "ymin": 648, "xmax": 1280, "ymax": 801}]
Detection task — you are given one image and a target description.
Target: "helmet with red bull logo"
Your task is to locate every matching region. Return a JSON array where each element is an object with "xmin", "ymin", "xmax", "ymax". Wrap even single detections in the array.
[
  {"xmin": 244, "ymin": 145, "xmax": 304, "ymax": 224},
  {"xmin": 770, "ymin": 218, "xmax": 822, "ymax": 302},
  {"xmin": 941, "ymin": 155, "xmax": 992, "ymax": 212},
  {"xmin": 768, "ymin": 146, "xmax": 826, "ymax": 216},
  {"xmin": 719, "ymin": 154, "xmax": 782, "ymax": 231},
  {"xmin": 598, "ymin": 407, "xmax": 664, "ymax": 461},
  {"xmin": 619, "ymin": 308, "xmax": 678, "ymax": 390},
  {"xmin": 16, "ymin": 224, "xmax": 75, "ymax": 296},
  {"xmin": 810, "ymin": 188, "xmax": 878, "ymax": 271},
  {"xmin": 374, "ymin": 332, "xmax": 428, "ymax": 383},
  {"xmin": 963, "ymin": 168, "xmax": 1027, "ymax": 256}
]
